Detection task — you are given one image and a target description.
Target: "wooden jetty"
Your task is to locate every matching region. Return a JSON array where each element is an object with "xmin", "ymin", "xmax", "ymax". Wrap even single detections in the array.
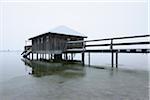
[{"xmin": 21, "ymin": 26, "xmax": 150, "ymax": 68}]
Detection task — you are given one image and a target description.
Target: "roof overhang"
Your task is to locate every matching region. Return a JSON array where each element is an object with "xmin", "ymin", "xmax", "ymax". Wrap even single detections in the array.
[{"xmin": 28, "ymin": 32, "xmax": 87, "ymax": 40}]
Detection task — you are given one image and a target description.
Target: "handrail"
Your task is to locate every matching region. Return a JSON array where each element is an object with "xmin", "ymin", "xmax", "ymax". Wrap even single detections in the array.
[
  {"xmin": 66, "ymin": 34, "xmax": 150, "ymax": 51},
  {"xmin": 67, "ymin": 34, "xmax": 150, "ymax": 43},
  {"xmin": 85, "ymin": 41, "xmax": 150, "ymax": 47}
]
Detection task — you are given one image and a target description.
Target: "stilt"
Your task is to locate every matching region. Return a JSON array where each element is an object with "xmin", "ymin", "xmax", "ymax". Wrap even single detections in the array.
[
  {"xmin": 44, "ymin": 53, "xmax": 46, "ymax": 59},
  {"xmin": 65, "ymin": 53, "xmax": 68, "ymax": 61},
  {"xmin": 37, "ymin": 53, "xmax": 38, "ymax": 60},
  {"xmin": 31, "ymin": 52, "xmax": 33, "ymax": 60},
  {"xmin": 112, "ymin": 52, "xmax": 114, "ymax": 68},
  {"xmin": 82, "ymin": 52, "xmax": 85, "ymax": 65},
  {"xmin": 116, "ymin": 52, "xmax": 118, "ymax": 68},
  {"xmin": 51, "ymin": 54, "xmax": 53, "ymax": 60},
  {"xmin": 42, "ymin": 53, "xmax": 44, "ymax": 59},
  {"xmin": 71, "ymin": 53, "xmax": 73, "ymax": 60},
  {"xmin": 40, "ymin": 53, "xmax": 42, "ymax": 60},
  {"xmin": 48, "ymin": 54, "xmax": 50, "ymax": 60},
  {"xmin": 110, "ymin": 39, "xmax": 114, "ymax": 68},
  {"xmin": 88, "ymin": 52, "xmax": 90, "ymax": 66}
]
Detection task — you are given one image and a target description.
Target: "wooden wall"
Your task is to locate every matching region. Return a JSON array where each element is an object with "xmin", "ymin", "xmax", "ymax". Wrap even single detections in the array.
[{"xmin": 32, "ymin": 34, "xmax": 84, "ymax": 54}]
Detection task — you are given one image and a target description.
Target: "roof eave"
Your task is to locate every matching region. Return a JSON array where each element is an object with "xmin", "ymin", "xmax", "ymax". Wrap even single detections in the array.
[{"xmin": 28, "ymin": 32, "xmax": 87, "ymax": 40}]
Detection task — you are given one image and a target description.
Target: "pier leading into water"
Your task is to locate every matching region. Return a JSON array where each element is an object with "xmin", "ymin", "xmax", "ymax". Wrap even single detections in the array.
[
  {"xmin": 22, "ymin": 34, "xmax": 150, "ymax": 68},
  {"xmin": 66, "ymin": 34, "xmax": 150, "ymax": 68}
]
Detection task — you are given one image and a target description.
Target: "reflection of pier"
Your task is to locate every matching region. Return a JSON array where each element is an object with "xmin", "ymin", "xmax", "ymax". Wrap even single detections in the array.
[
  {"xmin": 21, "ymin": 58, "xmax": 85, "ymax": 77},
  {"xmin": 21, "ymin": 26, "xmax": 150, "ymax": 69}
]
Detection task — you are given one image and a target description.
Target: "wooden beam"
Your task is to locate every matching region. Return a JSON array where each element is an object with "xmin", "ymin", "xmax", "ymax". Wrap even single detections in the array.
[{"xmin": 85, "ymin": 42, "xmax": 150, "ymax": 47}]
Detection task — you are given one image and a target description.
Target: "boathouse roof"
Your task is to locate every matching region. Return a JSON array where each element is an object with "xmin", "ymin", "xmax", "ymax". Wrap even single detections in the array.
[{"xmin": 29, "ymin": 25, "xmax": 87, "ymax": 40}]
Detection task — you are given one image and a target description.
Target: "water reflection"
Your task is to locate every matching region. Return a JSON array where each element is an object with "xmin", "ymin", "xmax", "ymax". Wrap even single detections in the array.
[{"xmin": 21, "ymin": 58, "xmax": 85, "ymax": 78}]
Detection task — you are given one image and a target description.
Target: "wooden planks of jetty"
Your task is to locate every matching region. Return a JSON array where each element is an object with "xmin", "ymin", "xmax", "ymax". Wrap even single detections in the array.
[
  {"xmin": 65, "ymin": 34, "xmax": 150, "ymax": 68},
  {"xmin": 65, "ymin": 48, "xmax": 150, "ymax": 53}
]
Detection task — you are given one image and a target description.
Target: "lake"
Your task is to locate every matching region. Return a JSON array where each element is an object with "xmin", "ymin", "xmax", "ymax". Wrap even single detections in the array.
[{"xmin": 0, "ymin": 51, "xmax": 149, "ymax": 100}]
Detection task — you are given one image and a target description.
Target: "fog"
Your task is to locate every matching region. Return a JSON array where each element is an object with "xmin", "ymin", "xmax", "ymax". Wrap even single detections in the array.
[{"xmin": 0, "ymin": 1, "xmax": 148, "ymax": 50}]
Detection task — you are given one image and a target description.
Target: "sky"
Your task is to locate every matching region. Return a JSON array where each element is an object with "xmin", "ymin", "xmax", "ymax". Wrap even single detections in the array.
[{"xmin": 0, "ymin": 0, "xmax": 149, "ymax": 50}]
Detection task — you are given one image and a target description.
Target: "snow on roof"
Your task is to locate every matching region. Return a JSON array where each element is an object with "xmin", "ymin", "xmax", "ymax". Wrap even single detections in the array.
[
  {"xmin": 29, "ymin": 25, "xmax": 87, "ymax": 40},
  {"xmin": 50, "ymin": 25, "xmax": 87, "ymax": 37}
]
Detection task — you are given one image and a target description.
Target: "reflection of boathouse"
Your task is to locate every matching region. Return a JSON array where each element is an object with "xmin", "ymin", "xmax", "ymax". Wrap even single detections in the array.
[
  {"xmin": 22, "ymin": 59, "xmax": 85, "ymax": 77},
  {"xmin": 22, "ymin": 26, "xmax": 87, "ymax": 63}
]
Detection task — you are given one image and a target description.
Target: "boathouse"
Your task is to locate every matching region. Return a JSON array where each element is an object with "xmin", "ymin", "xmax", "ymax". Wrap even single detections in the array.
[{"xmin": 22, "ymin": 26, "xmax": 87, "ymax": 61}]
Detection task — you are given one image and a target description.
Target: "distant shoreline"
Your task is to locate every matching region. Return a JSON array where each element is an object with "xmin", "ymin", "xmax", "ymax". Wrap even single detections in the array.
[{"xmin": 0, "ymin": 50, "xmax": 23, "ymax": 52}]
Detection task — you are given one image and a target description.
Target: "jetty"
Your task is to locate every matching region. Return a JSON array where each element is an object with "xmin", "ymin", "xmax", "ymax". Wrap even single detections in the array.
[{"xmin": 21, "ymin": 26, "xmax": 150, "ymax": 68}]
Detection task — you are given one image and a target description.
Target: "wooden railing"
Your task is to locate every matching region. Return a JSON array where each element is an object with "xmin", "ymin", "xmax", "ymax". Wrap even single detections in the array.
[{"xmin": 66, "ymin": 34, "xmax": 150, "ymax": 67}]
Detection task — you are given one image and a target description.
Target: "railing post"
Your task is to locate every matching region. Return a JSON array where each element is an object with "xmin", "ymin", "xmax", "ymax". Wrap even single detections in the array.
[{"xmin": 110, "ymin": 39, "xmax": 114, "ymax": 68}]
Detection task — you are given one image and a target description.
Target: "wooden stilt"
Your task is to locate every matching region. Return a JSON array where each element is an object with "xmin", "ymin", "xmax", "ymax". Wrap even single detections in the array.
[
  {"xmin": 82, "ymin": 52, "xmax": 85, "ymax": 65},
  {"xmin": 110, "ymin": 39, "xmax": 114, "ymax": 68},
  {"xmin": 88, "ymin": 52, "xmax": 90, "ymax": 66},
  {"xmin": 66, "ymin": 53, "xmax": 68, "ymax": 60},
  {"xmin": 37, "ymin": 53, "xmax": 38, "ymax": 60},
  {"xmin": 112, "ymin": 52, "xmax": 114, "ymax": 68},
  {"xmin": 32, "ymin": 52, "xmax": 33, "ymax": 60},
  {"xmin": 40, "ymin": 53, "xmax": 42, "ymax": 60},
  {"xmin": 116, "ymin": 52, "xmax": 118, "ymax": 68},
  {"xmin": 51, "ymin": 54, "xmax": 53, "ymax": 60},
  {"xmin": 71, "ymin": 53, "xmax": 73, "ymax": 60},
  {"xmin": 48, "ymin": 54, "xmax": 50, "ymax": 60}
]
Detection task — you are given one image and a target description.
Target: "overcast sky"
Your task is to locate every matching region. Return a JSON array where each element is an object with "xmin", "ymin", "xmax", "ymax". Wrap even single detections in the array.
[{"xmin": 0, "ymin": 0, "xmax": 149, "ymax": 50}]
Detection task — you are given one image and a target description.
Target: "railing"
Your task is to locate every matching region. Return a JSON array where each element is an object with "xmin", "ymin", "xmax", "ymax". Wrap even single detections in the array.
[
  {"xmin": 67, "ymin": 34, "xmax": 150, "ymax": 51},
  {"xmin": 66, "ymin": 34, "xmax": 150, "ymax": 67}
]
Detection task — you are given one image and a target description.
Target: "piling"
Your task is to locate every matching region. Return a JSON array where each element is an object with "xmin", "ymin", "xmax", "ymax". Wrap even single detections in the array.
[
  {"xmin": 88, "ymin": 52, "xmax": 90, "ymax": 66},
  {"xmin": 110, "ymin": 39, "xmax": 114, "ymax": 68},
  {"xmin": 37, "ymin": 53, "xmax": 38, "ymax": 60},
  {"xmin": 116, "ymin": 52, "xmax": 118, "ymax": 68},
  {"xmin": 82, "ymin": 52, "xmax": 85, "ymax": 65},
  {"xmin": 31, "ymin": 52, "xmax": 33, "ymax": 60}
]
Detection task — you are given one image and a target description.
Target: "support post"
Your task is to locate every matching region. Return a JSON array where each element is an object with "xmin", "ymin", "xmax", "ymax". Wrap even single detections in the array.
[
  {"xmin": 65, "ymin": 53, "xmax": 68, "ymax": 61},
  {"xmin": 116, "ymin": 52, "xmax": 118, "ymax": 68},
  {"xmin": 45, "ymin": 53, "xmax": 46, "ymax": 60},
  {"xmin": 37, "ymin": 53, "xmax": 38, "ymax": 60},
  {"xmin": 88, "ymin": 52, "xmax": 90, "ymax": 66},
  {"xmin": 51, "ymin": 54, "xmax": 53, "ymax": 60},
  {"xmin": 82, "ymin": 52, "xmax": 85, "ymax": 65},
  {"xmin": 40, "ymin": 53, "xmax": 42, "ymax": 60},
  {"xmin": 110, "ymin": 39, "xmax": 114, "ymax": 68},
  {"xmin": 82, "ymin": 41, "xmax": 85, "ymax": 66},
  {"xmin": 48, "ymin": 54, "xmax": 50, "ymax": 60},
  {"xmin": 32, "ymin": 52, "xmax": 33, "ymax": 60},
  {"xmin": 42, "ymin": 53, "xmax": 44, "ymax": 59},
  {"xmin": 71, "ymin": 53, "xmax": 73, "ymax": 61}
]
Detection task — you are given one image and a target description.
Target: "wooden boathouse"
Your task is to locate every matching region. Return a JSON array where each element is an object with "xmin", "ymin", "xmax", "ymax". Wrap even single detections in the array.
[
  {"xmin": 22, "ymin": 26, "xmax": 150, "ymax": 68},
  {"xmin": 22, "ymin": 26, "xmax": 87, "ymax": 62}
]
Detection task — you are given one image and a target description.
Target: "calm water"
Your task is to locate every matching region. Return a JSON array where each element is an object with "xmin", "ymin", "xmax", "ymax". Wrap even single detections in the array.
[{"xmin": 0, "ymin": 52, "xmax": 149, "ymax": 100}]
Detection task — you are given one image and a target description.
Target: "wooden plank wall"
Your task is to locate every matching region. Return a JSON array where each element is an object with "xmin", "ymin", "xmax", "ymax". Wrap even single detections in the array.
[{"xmin": 32, "ymin": 34, "xmax": 84, "ymax": 54}]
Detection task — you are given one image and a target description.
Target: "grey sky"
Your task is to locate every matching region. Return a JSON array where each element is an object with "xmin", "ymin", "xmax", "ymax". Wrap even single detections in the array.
[{"xmin": 0, "ymin": 1, "xmax": 148, "ymax": 50}]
